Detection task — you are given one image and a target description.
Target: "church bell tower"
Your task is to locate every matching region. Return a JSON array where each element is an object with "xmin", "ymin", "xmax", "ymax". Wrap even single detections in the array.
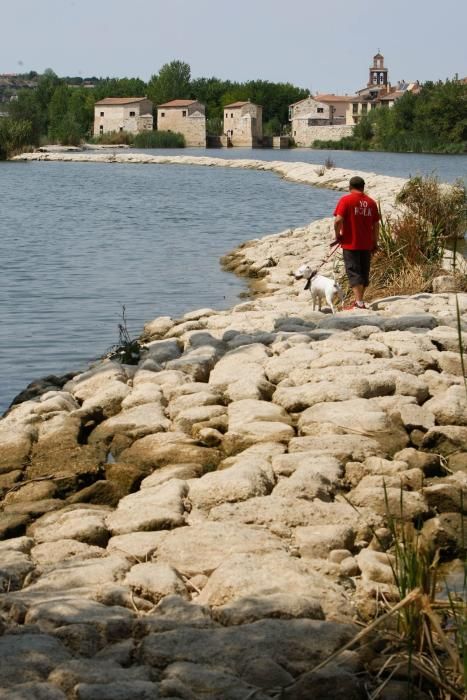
[{"xmin": 368, "ymin": 51, "xmax": 388, "ymax": 88}]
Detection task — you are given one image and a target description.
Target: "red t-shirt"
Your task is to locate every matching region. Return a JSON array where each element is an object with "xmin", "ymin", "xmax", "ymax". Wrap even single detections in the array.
[{"xmin": 333, "ymin": 191, "xmax": 380, "ymax": 250}]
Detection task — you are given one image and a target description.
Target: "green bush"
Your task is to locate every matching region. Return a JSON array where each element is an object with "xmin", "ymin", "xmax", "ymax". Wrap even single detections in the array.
[
  {"xmin": 0, "ymin": 118, "xmax": 33, "ymax": 159},
  {"xmin": 132, "ymin": 130, "xmax": 185, "ymax": 148},
  {"xmin": 90, "ymin": 131, "xmax": 135, "ymax": 145}
]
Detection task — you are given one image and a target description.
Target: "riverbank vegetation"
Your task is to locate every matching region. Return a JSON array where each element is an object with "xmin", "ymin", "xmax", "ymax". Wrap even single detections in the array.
[
  {"xmin": 340, "ymin": 175, "xmax": 467, "ymax": 300},
  {"xmin": 90, "ymin": 130, "xmax": 185, "ymax": 148},
  {"xmin": 313, "ymin": 79, "xmax": 467, "ymax": 154}
]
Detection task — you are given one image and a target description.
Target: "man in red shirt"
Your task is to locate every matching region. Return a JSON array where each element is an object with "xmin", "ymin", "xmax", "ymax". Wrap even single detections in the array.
[{"xmin": 333, "ymin": 175, "xmax": 380, "ymax": 309}]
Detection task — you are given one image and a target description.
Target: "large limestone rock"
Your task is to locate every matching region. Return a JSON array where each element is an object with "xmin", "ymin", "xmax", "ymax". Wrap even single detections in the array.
[
  {"xmin": 74, "ymin": 382, "xmax": 131, "ymax": 420},
  {"xmin": 297, "ymin": 399, "xmax": 409, "ymax": 455},
  {"xmin": 209, "ymin": 496, "xmax": 379, "ymax": 539},
  {"xmin": 167, "ymin": 389, "xmax": 225, "ymax": 419},
  {"xmin": 31, "ymin": 539, "xmax": 105, "ymax": 566},
  {"xmin": 160, "ymin": 661, "xmax": 272, "ymax": 699},
  {"xmin": 0, "ymin": 634, "xmax": 71, "ymax": 688},
  {"xmin": 141, "ymin": 338, "xmax": 181, "ymax": 364},
  {"xmin": 28, "ymin": 505, "xmax": 110, "ymax": 546},
  {"xmin": 107, "ymin": 531, "xmax": 168, "ymax": 560},
  {"xmin": 173, "ymin": 405, "xmax": 227, "ymax": 435},
  {"xmin": 424, "ymin": 386, "xmax": 467, "ymax": 426},
  {"xmin": 124, "ymin": 562, "xmax": 188, "ymax": 603},
  {"xmin": 223, "ymin": 398, "xmax": 294, "ymax": 455},
  {"xmin": 64, "ymin": 363, "xmax": 128, "ymax": 401},
  {"xmin": 293, "ymin": 525, "xmax": 355, "ymax": 559},
  {"xmin": 348, "ymin": 485, "xmax": 428, "ymax": 520},
  {"xmin": 273, "ymin": 378, "xmax": 372, "ymax": 412},
  {"xmin": 26, "ymin": 554, "xmax": 130, "ymax": 592},
  {"xmin": 288, "ymin": 434, "xmax": 383, "ymax": 462},
  {"xmin": 27, "ymin": 413, "xmax": 105, "ymax": 480},
  {"xmin": 422, "ymin": 425, "xmax": 467, "ymax": 456},
  {"xmin": 139, "ymin": 618, "xmax": 357, "ymax": 676},
  {"xmin": 105, "ymin": 479, "xmax": 188, "ymax": 535},
  {"xmin": 155, "ymin": 521, "xmax": 285, "ymax": 576},
  {"xmin": 88, "ymin": 403, "xmax": 170, "ymax": 444},
  {"xmin": 119, "ymin": 432, "xmax": 221, "ymax": 471},
  {"xmin": 188, "ymin": 455, "xmax": 275, "ymax": 510}
]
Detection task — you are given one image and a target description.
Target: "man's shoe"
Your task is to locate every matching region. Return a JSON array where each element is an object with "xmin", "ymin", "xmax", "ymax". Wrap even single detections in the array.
[{"xmin": 344, "ymin": 301, "xmax": 368, "ymax": 311}]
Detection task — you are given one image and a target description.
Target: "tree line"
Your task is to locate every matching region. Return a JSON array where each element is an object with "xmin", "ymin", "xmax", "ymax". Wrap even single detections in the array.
[
  {"xmin": 0, "ymin": 61, "xmax": 308, "ymax": 157},
  {"xmin": 313, "ymin": 79, "xmax": 467, "ymax": 154},
  {"xmin": 1, "ymin": 63, "xmax": 465, "ymax": 157}
]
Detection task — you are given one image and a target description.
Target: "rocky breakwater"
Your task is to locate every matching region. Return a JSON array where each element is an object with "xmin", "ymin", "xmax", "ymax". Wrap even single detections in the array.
[{"xmin": 0, "ymin": 157, "xmax": 466, "ymax": 699}]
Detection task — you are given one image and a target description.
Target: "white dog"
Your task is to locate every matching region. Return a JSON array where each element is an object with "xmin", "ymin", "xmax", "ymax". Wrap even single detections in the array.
[{"xmin": 294, "ymin": 265, "xmax": 344, "ymax": 314}]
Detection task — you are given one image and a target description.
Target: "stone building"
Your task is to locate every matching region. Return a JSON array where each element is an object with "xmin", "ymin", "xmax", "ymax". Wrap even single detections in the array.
[
  {"xmin": 314, "ymin": 94, "xmax": 354, "ymax": 124},
  {"xmin": 223, "ymin": 101, "xmax": 262, "ymax": 147},
  {"xmin": 157, "ymin": 100, "xmax": 206, "ymax": 147},
  {"xmin": 93, "ymin": 97, "xmax": 153, "ymax": 136},
  {"xmin": 288, "ymin": 96, "xmax": 330, "ymax": 146}
]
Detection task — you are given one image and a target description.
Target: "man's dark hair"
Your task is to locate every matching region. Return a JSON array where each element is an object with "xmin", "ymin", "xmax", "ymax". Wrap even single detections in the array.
[{"xmin": 349, "ymin": 176, "xmax": 365, "ymax": 191}]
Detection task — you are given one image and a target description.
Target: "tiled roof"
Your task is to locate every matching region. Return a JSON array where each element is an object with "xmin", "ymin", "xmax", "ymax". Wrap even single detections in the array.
[
  {"xmin": 379, "ymin": 91, "xmax": 404, "ymax": 101},
  {"xmin": 315, "ymin": 94, "xmax": 356, "ymax": 102},
  {"xmin": 157, "ymin": 99, "xmax": 198, "ymax": 108},
  {"xmin": 94, "ymin": 97, "xmax": 149, "ymax": 105},
  {"xmin": 224, "ymin": 101, "xmax": 260, "ymax": 108}
]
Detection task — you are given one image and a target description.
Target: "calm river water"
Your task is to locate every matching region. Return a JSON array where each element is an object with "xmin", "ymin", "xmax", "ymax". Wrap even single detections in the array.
[{"xmin": 1, "ymin": 150, "xmax": 466, "ymax": 412}]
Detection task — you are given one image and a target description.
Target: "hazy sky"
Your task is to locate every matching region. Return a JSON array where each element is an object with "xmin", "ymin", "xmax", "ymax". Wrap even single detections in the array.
[{"xmin": 1, "ymin": 0, "xmax": 465, "ymax": 93}]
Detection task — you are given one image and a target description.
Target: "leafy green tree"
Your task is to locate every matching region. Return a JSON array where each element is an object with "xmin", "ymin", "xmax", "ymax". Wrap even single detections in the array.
[
  {"xmin": 93, "ymin": 77, "xmax": 147, "ymax": 100},
  {"xmin": 148, "ymin": 60, "xmax": 191, "ymax": 105}
]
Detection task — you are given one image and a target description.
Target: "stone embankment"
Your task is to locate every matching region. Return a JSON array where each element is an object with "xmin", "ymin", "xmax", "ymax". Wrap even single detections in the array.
[{"xmin": 1, "ymin": 155, "xmax": 466, "ymax": 699}]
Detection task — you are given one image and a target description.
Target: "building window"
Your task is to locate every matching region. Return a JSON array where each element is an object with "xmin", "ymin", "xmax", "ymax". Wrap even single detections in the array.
[
  {"xmin": 100, "ymin": 112, "xmax": 104, "ymax": 117},
  {"xmin": 371, "ymin": 103, "xmax": 377, "ymax": 110},
  {"xmin": 225, "ymin": 113, "xmax": 228, "ymax": 118},
  {"xmin": 182, "ymin": 110, "xmax": 187, "ymax": 117},
  {"xmin": 352, "ymin": 103, "xmax": 359, "ymax": 114},
  {"xmin": 119, "ymin": 127, "xmax": 123, "ymax": 132},
  {"xmin": 361, "ymin": 104, "xmax": 367, "ymax": 115},
  {"xmin": 99, "ymin": 125, "xmax": 103, "ymax": 134},
  {"xmin": 317, "ymin": 107, "xmax": 324, "ymax": 113},
  {"xmin": 379, "ymin": 73, "xmax": 384, "ymax": 84},
  {"xmin": 373, "ymin": 74, "xmax": 378, "ymax": 84},
  {"xmin": 231, "ymin": 113, "xmax": 233, "ymax": 118},
  {"xmin": 129, "ymin": 111, "xmax": 135, "ymax": 117}
]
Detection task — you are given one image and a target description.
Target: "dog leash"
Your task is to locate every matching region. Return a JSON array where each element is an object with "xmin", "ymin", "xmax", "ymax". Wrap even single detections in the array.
[{"xmin": 304, "ymin": 239, "xmax": 341, "ymax": 290}]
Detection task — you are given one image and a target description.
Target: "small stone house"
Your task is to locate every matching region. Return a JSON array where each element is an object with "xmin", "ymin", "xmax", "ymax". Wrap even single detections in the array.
[
  {"xmin": 223, "ymin": 102, "xmax": 263, "ymax": 147},
  {"xmin": 288, "ymin": 96, "xmax": 331, "ymax": 146},
  {"xmin": 93, "ymin": 97, "xmax": 153, "ymax": 136},
  {"xmin": 157, "ymin": 100, "xmax": 206, "ymax": 147}
]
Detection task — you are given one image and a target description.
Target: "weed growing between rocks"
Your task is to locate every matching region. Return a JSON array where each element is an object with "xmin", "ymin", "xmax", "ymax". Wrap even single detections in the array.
[
  {"xmin": 331, "ymin": 490, "xmax": 467, "ymax": 699},
  {"xmin": 105, "ymin": 305, "xmax": 143, "ymax": 365}
]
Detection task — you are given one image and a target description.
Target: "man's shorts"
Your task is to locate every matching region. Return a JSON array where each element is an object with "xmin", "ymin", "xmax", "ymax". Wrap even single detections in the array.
[{"xmin": 342, "ymin": 249, "xmax": 371, "ymax": 287}]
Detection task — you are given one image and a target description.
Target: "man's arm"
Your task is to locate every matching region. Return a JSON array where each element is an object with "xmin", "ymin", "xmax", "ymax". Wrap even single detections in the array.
[
  {"xmin": 334, "ymin": 215, "xmax": 344, "ymax": 240},
  {"xmin": 373, "ymin": 221, "xmax": 380, "ymax": 250}
]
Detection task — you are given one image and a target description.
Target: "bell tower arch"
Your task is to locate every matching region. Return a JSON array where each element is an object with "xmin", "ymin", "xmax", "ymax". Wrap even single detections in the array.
[{"xmin": 368, "ymin": 51, "xmax": 388, "ymax": 87}]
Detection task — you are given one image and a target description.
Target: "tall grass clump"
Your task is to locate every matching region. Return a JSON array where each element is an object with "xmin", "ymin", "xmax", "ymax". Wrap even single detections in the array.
[
  {"xmin": 91, "ymin": 131, "xmax": 135, "ymax": 146},
  {"xmin": 315, "ymin": 491, "xmax": 467, "ymax": 699},
  {"xmin": 375, "ymin": 490, "xmax": 467, "ymax": 699},
  {"xmin": 132, "ymin": 130, "xmax": 185, "ymax": 148},
  {"xmin": 363, "ymin": 175, "xmax": 467, "ymax": 299}
]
